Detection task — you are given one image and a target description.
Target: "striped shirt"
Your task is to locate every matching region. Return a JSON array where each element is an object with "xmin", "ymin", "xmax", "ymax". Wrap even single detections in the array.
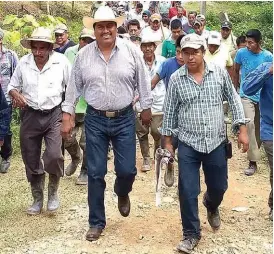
[
  {"xmin": 162, "ymin": 63, "xmax": 247, "ymax": 153},
  {"xmin": 0, "ymin": 47, "xmax": 19, "ymax": 103},
  {"xmin": 62, "ymin": 38, "xmax": 152, "ymax": 114}
]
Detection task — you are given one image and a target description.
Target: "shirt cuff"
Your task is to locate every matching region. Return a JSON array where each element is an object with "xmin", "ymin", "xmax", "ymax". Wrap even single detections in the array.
[
  {"xmin": 61, "ymin": 102, "xmax": 75, "ymax": 115},
  {"xmin": 231, "ymin": 118, "xmax": 250, "ymax": 134}
]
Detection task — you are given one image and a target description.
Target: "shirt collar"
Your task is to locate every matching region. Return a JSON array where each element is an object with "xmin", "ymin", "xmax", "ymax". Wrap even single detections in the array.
[
  {"xmin": 94, "ymin": 37, "xmax": 121, "ymax": 50},
  {"xmin": 180, "ymin": 62, "xmax": 214, "ymax": 76}
]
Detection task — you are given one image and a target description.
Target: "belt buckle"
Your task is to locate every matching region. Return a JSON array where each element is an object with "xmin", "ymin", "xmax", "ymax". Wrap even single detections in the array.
[{"xmin": 105, "ymin": 111, "xmax": 116, "ymax": 118}]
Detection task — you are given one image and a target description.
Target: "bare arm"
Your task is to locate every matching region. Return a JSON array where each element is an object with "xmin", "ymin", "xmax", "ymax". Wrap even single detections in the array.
[
  {"xmin": 233, "ymin": 63, "xmax": 241, "ymax": 90},
  {"xmin": 151, "ymin": 74, "xmax": 161, "ymax": 90}
]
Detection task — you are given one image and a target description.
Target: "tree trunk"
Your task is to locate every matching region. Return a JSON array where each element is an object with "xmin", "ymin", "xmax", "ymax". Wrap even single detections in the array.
[
  {"xmin": 46, "ymin": 1, "xmax": 50, "ymax": 14},
  {"xmin": 200, "ymin": 1, "xmax": 206, "ymax": 16}
]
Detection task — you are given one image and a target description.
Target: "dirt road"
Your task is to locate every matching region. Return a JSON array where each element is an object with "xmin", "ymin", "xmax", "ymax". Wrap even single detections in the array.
[{"xmin": 0, "ymin": 138, "xmax": 272, "ymax": 254}]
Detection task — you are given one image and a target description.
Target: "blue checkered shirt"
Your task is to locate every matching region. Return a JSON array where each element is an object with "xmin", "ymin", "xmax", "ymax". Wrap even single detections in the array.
[{"xmin": 161, "ymin": 63, "xmax": 247, "ymax": 153}]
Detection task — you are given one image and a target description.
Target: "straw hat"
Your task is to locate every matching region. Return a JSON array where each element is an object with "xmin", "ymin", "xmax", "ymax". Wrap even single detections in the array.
[
  {"xmin": 83, "ymin": 6, "xmax": 125, "ymax": 29},
  {"xmin": 21, "ymin": 27, "xmax": 58, "ymax": 49}
]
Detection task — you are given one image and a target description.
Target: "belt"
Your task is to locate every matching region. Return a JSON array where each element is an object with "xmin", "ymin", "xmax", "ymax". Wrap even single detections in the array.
[
  {"xmin": 26, "ymin": 104, "xmax": 60, "ymax": 114},
  {"xmin": 88, "ymin": 104, "xmax": 133, "ymax": 118}
]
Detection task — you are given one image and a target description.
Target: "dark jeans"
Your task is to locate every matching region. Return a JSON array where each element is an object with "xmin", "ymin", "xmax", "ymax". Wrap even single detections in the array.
[
  {"xmin": 0, "ymin": 105, "xmax": 12, "ymax": 160},
  {"xmin": 263, "ymin": 141, "xmax": 273, "ymax": 209},
  {"xmin": 178, "ymin": 141, "xmax": 228, "ymax": 239},
  {"xmin": 85, "ymin": 106, "xmax": 137, "ymax": 229}
]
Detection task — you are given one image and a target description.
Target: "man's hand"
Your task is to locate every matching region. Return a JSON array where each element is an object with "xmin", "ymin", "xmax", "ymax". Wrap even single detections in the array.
[
  {"xmin": 9, "ymin": 90, "xmax": 27, "ymax": 109},
  {"xmin": 269, "ymin": 64, "xmax": 273, "ymax": 74},
  {"xmin": 61, "ymin": 113, "xmax": 73, "ymax": 140},
  {"xmin": 0, "ymin": 140, "xmax": 4, "ymax": 147},
  {"xmin": 163, "ymin": 136, "xmax": 175, "ymax": 157},
  {"xmin": 140, "ymin": 108, "xmax": 152, "ymax": 126},
  {"xmin": 237, "ymin": 125, "xmax": 249, "ymax": 153}
]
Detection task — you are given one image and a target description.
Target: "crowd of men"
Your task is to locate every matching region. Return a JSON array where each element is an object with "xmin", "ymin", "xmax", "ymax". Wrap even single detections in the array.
[{"xmin": 0, "ymin": 1, "xmax": 273, "ymax": 253}]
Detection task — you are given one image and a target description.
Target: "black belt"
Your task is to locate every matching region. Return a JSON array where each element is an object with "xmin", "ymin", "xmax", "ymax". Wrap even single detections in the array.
[
  {"xmin": 26, "ymin": 105, "xmax": 60, "ymax": 114},
  {"xmin": 88, "ymin": 104, "xmax": 133, "ymax": 118}
]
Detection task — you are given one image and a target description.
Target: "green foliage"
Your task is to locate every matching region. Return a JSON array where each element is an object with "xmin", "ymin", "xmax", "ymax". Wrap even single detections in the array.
[{"xmin": 1, "ymin": 14, "xmax": 67, "ymax": 57}]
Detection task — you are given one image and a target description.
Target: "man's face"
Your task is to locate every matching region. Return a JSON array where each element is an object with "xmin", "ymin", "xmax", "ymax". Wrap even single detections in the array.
[
  {"xmin": 136, "ymin": 6, "xmax": 143, "ymax": 14},
  {"xmin": 208, "ymin": 44, "xmax": 219, "ymax": 54},
  {"xmin": 175, "ymin": 47, "xmax": 184, "ymax": 66},
  {"xmin": 31, "ymin": 41, "xmax": 52, "ymax": 64},
  {"xmin": 79, "ymin": 37, "xmax": 94, "ymax": 49},
  {"xmin": 188, "ymin": 14, "xmax": 196, "ymax": 25},
  {"xmin": 128, "ymin": 25, "xmax": 140, "ymax": 36},
  {"xmin": 182, "ymin": 47, "xmax": 204, "ymax": 70},
  {"xmin": 94, "ymin": 21, "xmax": 117, "ymax": 46},
  {"xmin": 55, "ymin": 31, "xmax": 69, "ymax": 46},
  {"xmin": 238, "ymin": 42, "xmax": 247, "ymax": 49},
  {"xmin": 142, "ymin": 14, "xmax": 149, "ymax": 22},
  {"xmin": 141, "ymin": 42, "xmax": 156, "ymax": 59},
  {"xmin": 171, "ymin": 28, "xmax": 183, "ymax": 41},
  {"xmin": 194, "ymin": 24, "xmax": 204, "ymax": 35},
  {"xmin": 221, "ymin": 27, "xmax": 231, "ymax": 39},
  {"xmin": 175, "ymin": 2, "xmax": 181, "ymax": 8},
  {"xmin": 177, "ymin": 8, "xmax": 183, "ymax": 18},
  {"xmin": 150, "ymin": 20, "xmax": 160, "ymax": 31},
  {"xmin": 246, "ymin": 37, "xmax": 260, "ymax": 53}
]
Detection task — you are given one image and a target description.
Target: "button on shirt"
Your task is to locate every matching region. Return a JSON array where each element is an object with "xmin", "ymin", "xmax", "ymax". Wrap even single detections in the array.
[
  {"xmin": 161, "ymin": 63, "xmax": 247, "ymax": 153},
  {"xmin": 62, "ymin": 38, "xmax": 152, "ymax": 114},
  {"xmin": 136, "ymin": 55, "xmax": 166, "ymax": 113},
  {"xmin": 7, "ymin": 52, "xmax": 71, "ymax": 110}
]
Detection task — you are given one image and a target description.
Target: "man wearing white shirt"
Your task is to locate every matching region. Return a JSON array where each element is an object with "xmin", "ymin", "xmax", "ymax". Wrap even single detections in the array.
[
  {"xmin": 127, "ymin": 2, "xmax": 143, "ymax": 22},
  {"xmin": 8, "ymin": 27, "xmax": 71, "ymax": 216},
  {"xmin": 170, "ymin": 7, "xmax": 188, "ymax": 27},
  {"xmin": 135, "ymin": 36, "xmax": 166, "ymax": 172},
  {"xmin": 193, "ymin": 18, "xmax": 210, "ymax": 41},
  {"xmin": 140, "ymin": 13, "xmax": 171, "ymax": 42}
]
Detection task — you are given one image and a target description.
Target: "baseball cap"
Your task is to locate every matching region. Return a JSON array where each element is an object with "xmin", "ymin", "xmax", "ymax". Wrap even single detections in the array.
[
  {"xmin": 221, "ymin": 21, "xmax": 232, "ymax": 29},
  {"xmin": 208, "ymin": 31, "xmax": 221, "ymax": 46},
  {"xmin": 79, "ymin": 28, "xmax": 95, "ymax": 39},
  {"xmin": 142, "ymin": 10, "xmax": 151, "ymax": 17},
  {"xmin": 180, "ymin": 34, "xmax": 206, "ymax": 49},
  {"xmin": 150, "ymin": 13, "xmax": 161, "ymax": 22},
  {"xmin": 193, "ymin": 18, "xmax": 203, "ymax": 27},
  {"xmin": 196, "ymin": 14, "xmax": 206, "ymax": 20},
  {"xmin": 54, "ymin": 23, "xmax": 68, "ymax": 34}
]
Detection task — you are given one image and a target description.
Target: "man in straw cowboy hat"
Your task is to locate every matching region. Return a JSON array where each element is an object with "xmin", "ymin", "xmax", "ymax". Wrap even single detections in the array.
[
  {"xmin": 8, "ymin": 27, "xmax": 71, "ymax": 215},
  {"xmin": 61, "ymin": 6, "xmax": 152, "ymax": 241},
  {"xmin": 64, "ymin": 28, "xmax": 95, "ymax": 185}
]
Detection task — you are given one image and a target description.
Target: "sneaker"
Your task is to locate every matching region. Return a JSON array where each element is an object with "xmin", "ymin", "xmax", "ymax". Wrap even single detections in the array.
[
  {"xmin": 244, "ymin": 161, "xmax": 257, "ymax": 176},
  {"xmin": 141, "ymin": 157, "xmax": 151, "ymax": 172},
  {"xmin": 177, "ymin": 237, "xmax": 199, "ymax": 253}
]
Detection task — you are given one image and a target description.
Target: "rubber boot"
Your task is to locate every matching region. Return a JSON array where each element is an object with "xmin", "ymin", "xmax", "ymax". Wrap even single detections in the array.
[
  {"xmin": 47, "ymin": 174, "xmax": 60, "ymax": 213},
  {"xmin": 27, "ymin": 174, "xmax": 45, "ymax": 215},
  {"xmin": 65, "ymin": 143, "xmax": 82, "ymax": 176},
  {"xmin": 76, "ymin": 150, "xmax": 87, "ymax": 186}
]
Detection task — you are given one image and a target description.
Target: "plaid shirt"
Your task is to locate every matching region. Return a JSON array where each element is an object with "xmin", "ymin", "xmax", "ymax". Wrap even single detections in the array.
[
  {"xmin": 162, "ymin": 63, "xmax": 247, "ymax": 153},
  {"xmin": 0, "ymin": 47, "xmax": 18, "ymax": 103}
]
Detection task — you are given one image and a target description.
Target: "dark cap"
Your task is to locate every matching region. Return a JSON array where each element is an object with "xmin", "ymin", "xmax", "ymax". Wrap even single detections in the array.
[{"xmin": 221, "ymin": 21, "xmax": 232, "ymax": 29}]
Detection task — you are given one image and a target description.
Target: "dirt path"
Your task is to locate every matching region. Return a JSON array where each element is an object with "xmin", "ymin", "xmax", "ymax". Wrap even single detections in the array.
[{"xmin": 0, "ymin": 138, "xmax": 272, "ymax": 254}]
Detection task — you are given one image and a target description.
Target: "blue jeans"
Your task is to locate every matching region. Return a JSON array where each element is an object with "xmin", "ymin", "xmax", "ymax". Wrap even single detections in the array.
[
  {"xmin": 85, "ymin": 106, "xmax": 137, "ymax": 229},
  {"xmin": 178, "ymin": 141, "xmax": 228, "ymax": 239}
]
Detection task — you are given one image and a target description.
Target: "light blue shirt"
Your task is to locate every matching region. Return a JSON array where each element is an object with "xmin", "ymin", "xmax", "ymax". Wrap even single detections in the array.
[{"xmin": 235, "ymin": 47, "xmax": 273, "ymax": 102}]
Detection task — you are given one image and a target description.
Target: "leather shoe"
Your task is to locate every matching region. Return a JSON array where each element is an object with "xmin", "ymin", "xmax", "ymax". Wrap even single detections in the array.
[
  {"xmin": 177, "ymin": 237, "xmax": 199, "ymax": 253},
  {"xmin": 86, "ymin": 227, "xmax": 103, "ymax": 242},
  {"xmin": 118, "ymin": 195, "xmax": 130, "ymax": 217}
]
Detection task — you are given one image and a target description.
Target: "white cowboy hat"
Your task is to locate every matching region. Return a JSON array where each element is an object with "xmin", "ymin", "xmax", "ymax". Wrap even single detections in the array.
[
  {"xmin": 21, "ymin": 27, "xmax": 59, "ymax": 49},
  {"xmin": 83, "ymin": 6, "xmax": 125, "ymax": 29}
]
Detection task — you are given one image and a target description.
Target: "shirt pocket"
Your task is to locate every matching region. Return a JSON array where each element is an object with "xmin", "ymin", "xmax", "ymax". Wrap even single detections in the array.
[{"xmin": 0, "ymin": 60, "xmax": 11, "ymax": 76}]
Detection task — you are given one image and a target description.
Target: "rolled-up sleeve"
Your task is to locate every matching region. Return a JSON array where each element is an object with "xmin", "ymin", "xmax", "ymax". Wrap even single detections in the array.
[
  {"xmin": 134, "ymin": 49, "xmax": 153, "ymax": 110},
  {"xmin": 161, "ymin": 76, "xmax": 179, "ymax": 136},
  {"xmin": 62, "ymin": 54, "xmax": 83, "ymax": 115}
]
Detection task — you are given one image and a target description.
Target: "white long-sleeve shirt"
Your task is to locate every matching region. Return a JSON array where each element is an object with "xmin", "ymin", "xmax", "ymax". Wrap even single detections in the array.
[{"xmin": 7, "ymin": 51, "xmax": 71, "ymax": 110}]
